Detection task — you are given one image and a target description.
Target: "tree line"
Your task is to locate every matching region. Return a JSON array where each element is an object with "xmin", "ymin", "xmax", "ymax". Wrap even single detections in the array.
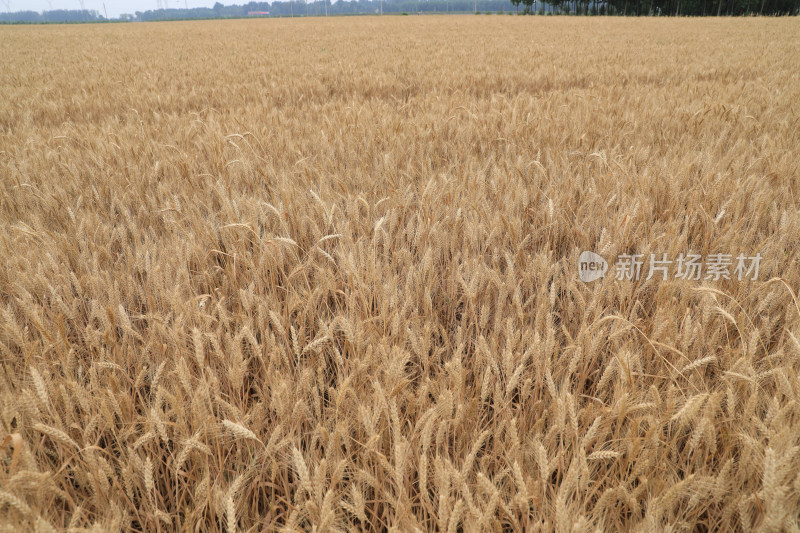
[
  {"xmin": 513, "ymin": 0, "xmax": 799, "ymax": 15},
  {"xmin": 0, "ymin": 0, "xmax": 796, "ymax": 23},
  {"xmin": 0, "ymin": 9, "xmax": 107, "ymax": 23}
]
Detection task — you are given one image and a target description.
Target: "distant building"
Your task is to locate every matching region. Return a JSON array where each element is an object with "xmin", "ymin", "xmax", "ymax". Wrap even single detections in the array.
[{"xmin": 247, "ymin": 10, "xmax": 270, "ymax": 16}]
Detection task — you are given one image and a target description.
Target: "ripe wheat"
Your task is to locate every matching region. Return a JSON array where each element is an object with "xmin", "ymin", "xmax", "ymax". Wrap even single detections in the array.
[{"xmin": 1, "ymin": 15, "xmax": 799, "ymax": 532}]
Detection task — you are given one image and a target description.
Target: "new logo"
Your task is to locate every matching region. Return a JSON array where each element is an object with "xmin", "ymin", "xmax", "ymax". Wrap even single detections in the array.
[{"xmin": 578, "ymin": 251, "xmax": 608, "ymax": 282}]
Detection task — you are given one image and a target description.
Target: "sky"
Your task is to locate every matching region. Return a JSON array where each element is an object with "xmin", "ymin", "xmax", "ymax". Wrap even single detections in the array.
[{"xmin": 4, "ymin": 0, "xmax": 221, "ymax": 18}]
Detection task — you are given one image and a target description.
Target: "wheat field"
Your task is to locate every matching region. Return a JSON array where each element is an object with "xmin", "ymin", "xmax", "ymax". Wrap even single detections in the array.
[{"xmin": 1, "ymin": 15, "xmax": 799, "ymax": 532}]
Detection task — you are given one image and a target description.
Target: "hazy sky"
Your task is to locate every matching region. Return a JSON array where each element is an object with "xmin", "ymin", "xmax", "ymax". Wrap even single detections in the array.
[{"xmin": 5, "ymin": 0, "xmax": 220, "ymax": 18}]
